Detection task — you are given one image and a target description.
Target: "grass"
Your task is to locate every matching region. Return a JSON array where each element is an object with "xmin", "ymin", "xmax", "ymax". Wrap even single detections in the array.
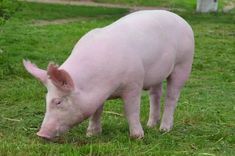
[
  {"xmin": 0, "ymin": 0, "xmax": 21, "ymax": 25},
  {"xmin": 95, "ymin": 0, "xmax": 197, "ymax": 10},
  {"xmin": 0, "ymin": 1, "xmax": 235, "ymax": 155},
  {"xmin": 94, "ymin": 0, "xmax": 229, "ymax": 11}
]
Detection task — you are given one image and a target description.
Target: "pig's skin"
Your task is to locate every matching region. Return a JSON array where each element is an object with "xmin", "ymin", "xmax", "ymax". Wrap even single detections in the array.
[{"xmin": 24, "ymin": 10, "xmax": 194, "ymax": 139}]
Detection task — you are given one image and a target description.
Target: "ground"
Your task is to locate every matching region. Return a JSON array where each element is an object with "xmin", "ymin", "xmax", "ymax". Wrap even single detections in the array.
[{"xmin": 0, "ymin": 1, "xmax": 234, "ymax": 155}]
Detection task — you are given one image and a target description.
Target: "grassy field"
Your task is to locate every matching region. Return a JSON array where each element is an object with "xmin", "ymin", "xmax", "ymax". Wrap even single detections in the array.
[
  {"xmin": 0, "ymin": 1, "xmax": 235, "ymax": 155},
  {"xmin": 95, "ymin": 0, "xmax": 197, "ymax": 10},
  {"xmin": 94, "ymin": 0, "xmax": 229, "ymax": 10}
]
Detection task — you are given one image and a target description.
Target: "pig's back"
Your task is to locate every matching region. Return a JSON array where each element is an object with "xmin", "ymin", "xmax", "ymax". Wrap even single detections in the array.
[
  {"xmin": 108, "ymin": 10, "xmax": 193, "ymax": 50},
  {"xmin": 71, "ymin": 10, "xmax": 194, "ymax": 65},
  {"xmin": 101, "ymin": 10, "xmax": 194, "ymax": 69}
]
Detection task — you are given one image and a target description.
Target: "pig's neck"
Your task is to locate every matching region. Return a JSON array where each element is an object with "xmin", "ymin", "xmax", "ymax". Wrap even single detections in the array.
[{"xmin": 60, "ymin": 56, "xmax": 117, "ymax": 117}]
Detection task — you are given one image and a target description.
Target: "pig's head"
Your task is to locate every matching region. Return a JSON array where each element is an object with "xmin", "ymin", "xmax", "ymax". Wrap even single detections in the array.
[{"xmin": 23, "ymin": 60, "xmax": 85, "ymax": 140}]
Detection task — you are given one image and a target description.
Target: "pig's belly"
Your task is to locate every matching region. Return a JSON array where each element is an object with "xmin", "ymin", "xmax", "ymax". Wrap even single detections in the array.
[
  {"xmin": 142, "ymin": 52, "xmax": 175, "ymax": 90},
  {"xmin": 109, "ymin": 63, "xmax": 173, "ymax": 99},
  {"xmin": 109, "ymin": 52, "xmax": 175, "ymax": 100}
]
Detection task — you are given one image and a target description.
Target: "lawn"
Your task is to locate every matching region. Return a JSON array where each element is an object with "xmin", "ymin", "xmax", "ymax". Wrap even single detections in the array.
[
  {"xmin": 94, "ymin": 0, "xmax": 229, "ymax": 11},
  {"xmin": 0, "ymin": 1, "xmax": 235, "ymax": 155},
  {"xmin": 95, "ymin": 0, "xmax": 197, "ymax": 10}
]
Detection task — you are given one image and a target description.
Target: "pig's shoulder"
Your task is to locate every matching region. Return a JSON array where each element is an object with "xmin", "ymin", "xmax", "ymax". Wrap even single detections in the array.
[
  {"xmin": 79, "ymin": 28, "xmax": 105, "ymax": 42},
  {"xmin": 85, "ymin": 28, "xmax": 103, "ymax": 37}
]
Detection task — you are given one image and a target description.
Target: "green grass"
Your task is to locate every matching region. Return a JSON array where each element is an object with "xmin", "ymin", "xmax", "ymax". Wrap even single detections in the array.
[
  {"xmin": 94, "ymin": 0, "xmax": 229, "ymax": 11},
  {"xmin": 95, "ymin": 0, "xmax": 197, "ymax": 10},
  {"xmin": 15, "ymin": 2, "xmax": 128, "ymax": 20},
  {"xmin": 0, "ymin": 0, "xmax": 21, "ymax": 24},
  {"xmin": 0, "ymin": 1, "xmax": 235, "ymax": 155}
]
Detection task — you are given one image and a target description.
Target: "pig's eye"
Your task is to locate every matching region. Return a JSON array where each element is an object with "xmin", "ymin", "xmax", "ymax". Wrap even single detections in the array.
[
  {"xmin": 56, "ymin": 100, "xmax": 62, "ymax": 105},
  {"xmin": 52, "ymin": 98, "xmax": 63, "ymax": 105}
]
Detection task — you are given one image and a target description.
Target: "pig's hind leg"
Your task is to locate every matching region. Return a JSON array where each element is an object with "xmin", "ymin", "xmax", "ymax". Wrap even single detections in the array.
[
  {"xmin": 147, "ymin": 83, "xmax": 162, "ymax": 128},
  {"xmin": 86, "ymin": 105, "xmax": 103, "ymax": 137},
  {"xmin": 160, "ymin": 63, "xmax": 192, "ymax": 132}
]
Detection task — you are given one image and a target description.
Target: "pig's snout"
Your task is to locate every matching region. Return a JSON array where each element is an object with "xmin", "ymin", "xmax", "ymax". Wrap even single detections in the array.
[
  {"xmin": 36, "ymin": 129, "xmax": 55, "ymax": 140},
  {"xmin": 36, "ymin": 124, "xmax": 69, "ymax": 140}
]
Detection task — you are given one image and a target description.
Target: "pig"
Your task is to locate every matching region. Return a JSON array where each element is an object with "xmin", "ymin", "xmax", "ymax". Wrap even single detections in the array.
[{"xmin": 23, "ymin": 10, "xmax": 194, "ymax": 140}]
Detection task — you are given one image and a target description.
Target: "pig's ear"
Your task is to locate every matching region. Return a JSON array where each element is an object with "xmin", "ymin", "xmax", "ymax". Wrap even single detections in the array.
[
  {"xmin": 23, "ymin": 59, "xmax": 47, "ymax": 84},
  {"xmin": 47, "ymin": 63, "xmax": 74, "ymax": 92}
]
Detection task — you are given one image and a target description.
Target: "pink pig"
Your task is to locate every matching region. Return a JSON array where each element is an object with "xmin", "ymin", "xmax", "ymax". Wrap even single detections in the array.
[{"xmin": 23, "ymin": 10, "xmax": 194, "ymax": 140}]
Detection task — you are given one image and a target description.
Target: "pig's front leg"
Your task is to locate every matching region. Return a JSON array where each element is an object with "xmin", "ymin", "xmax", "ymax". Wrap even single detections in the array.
[
  {"xmin": 147, "ymin": 83, "xmax": 162, "ymax": 127},
  {"xmin": 86, "ymin": 105, "xmax": 103, "ymax": 137},
  {"xmin": 123, "ymin": 88, "xmax": 144, "ymax": 139}
]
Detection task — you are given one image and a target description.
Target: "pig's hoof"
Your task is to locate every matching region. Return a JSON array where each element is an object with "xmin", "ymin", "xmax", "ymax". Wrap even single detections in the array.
[
  {"xmin": 86, "ymin": 127, "xmax": 102, "ymax": 137},
  {"xmin": 130, "ymin": 130, "xmax": 144, "ymax": 139},
  {"xmin": 159, "ymin": 123, "xmax": 172, "ymax": 132},
  {"xmin": 147, "ymin": 119, "xmax": 160, "ymax": 128}
]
